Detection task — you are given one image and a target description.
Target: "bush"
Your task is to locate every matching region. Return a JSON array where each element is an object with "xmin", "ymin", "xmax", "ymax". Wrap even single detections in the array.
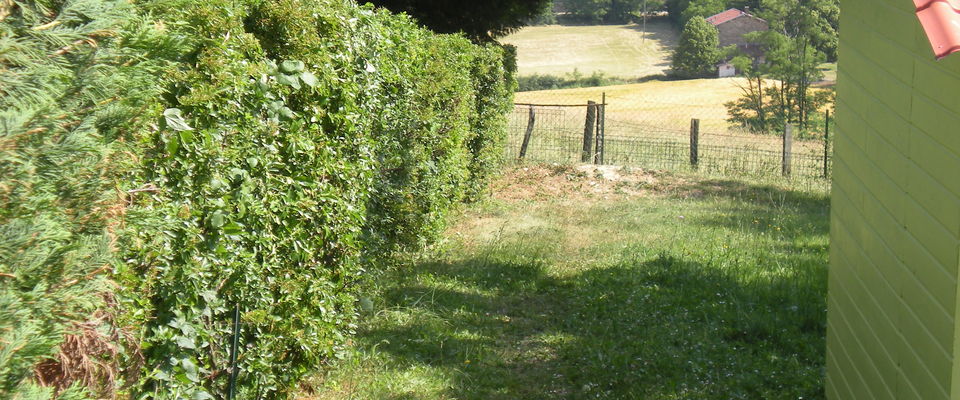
[
  {"xmin": 121, "ymin": 0, "xmax": 513, "ymax": 399},
  {"xmin": 2, "ymin": 0, "xmax": 514, "ymax": 398},
  {"xmin": 671, "ymin": 16, "xmax": 721, "ymax": 79},
  {"xmin": 527, "ymin": 1, "xmax": 559, "ymax": 25}
]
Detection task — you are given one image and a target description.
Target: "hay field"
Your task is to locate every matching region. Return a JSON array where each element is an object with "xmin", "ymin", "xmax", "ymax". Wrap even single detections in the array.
[
  {"xmin": 515, "ymin": 77, "xmax": 746, "ymax": 132},
  {"xmin": 501, "ymin": 20, "xmax": 679, "ymax": 78},
  {"xmin": 514, "ymin": 78, "xmax": 827, "ymax": 155}
]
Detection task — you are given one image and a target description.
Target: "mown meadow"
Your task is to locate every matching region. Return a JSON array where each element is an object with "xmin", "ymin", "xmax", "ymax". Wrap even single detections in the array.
[{"xmin": 308, "ymin": 165, "xmax": 830, "ymax": 399}]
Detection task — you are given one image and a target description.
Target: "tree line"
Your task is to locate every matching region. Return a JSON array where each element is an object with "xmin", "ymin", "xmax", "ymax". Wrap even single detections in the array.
[
  {"xmin": 363, "ymin": 0, "xmax": 838, "ymax": 135},
  {"xmin": 668, "ymin": 0, "xmax": 837, "ymax": 134}
]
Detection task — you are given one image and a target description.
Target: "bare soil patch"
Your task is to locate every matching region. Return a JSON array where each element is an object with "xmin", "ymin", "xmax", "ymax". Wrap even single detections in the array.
[{"xmin": 489, "ymin": 163, "xmax": 681, "ymax": 203}]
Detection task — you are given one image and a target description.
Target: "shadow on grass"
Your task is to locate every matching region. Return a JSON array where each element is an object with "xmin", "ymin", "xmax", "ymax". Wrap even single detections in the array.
[
  {"xmin": 663, "ymin": 177, "xmax": 830, "ymax": 235},
  {"xmin": 357, "ymin": 257, "xmax": 825, "ymax": 398},
  {"xmin": 343, "ymin": 181, "xmax": 828, "ymax": 399}
]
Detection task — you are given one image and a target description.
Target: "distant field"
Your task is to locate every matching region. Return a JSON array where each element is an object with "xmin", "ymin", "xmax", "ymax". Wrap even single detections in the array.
[
  {"xmin": 501, "ymin": 20, "xmax": 679, "ymax": 78},
  {"xmin": 513, "ymin": 77, "xmax": 826, "ymax": 155},
  {"xmin": 815, "ymin": 62, "xmax": 837, "ymax": 87},
  {"xmin": 515, "ymin": 77, "xmax": 745, "ymax": 132}
]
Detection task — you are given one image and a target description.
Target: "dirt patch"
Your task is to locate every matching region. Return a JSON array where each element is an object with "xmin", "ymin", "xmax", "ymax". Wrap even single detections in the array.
[{"xmin": 490, "ymin": 163, "xmax": 666, "ymax": 203}]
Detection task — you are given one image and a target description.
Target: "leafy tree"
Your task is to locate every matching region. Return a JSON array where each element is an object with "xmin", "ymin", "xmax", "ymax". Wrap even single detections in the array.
[
  {"xmin": 725, "ymin": 55, "xmax": 770, "ymax": 132},
  {"xmin": 724, "ymin": 30, "xmax": 830, "ymax": 133},
  {"xmin": 680, "ymin": 0, "xmax": 724, "ymax": 25},
  {"xmin": 562, "ymin": 0, "xmax": 665, "ymax": 23},
  {"xmin": 758, "ymin": 0, "xmax": 839, "ymax": 61},
  {"xmin": 607, "ymin": 0, "xmax": 655, "ymax": 22},
  {"xmin": 665, "ymin": 0, "xmax": 691, "ymax": 23},
  {"xmin": 528, "ymin": 0, "xmax": 558, "ymax": 24},
  {"xmin": 361, "ymin": 0, "xmax": 553, "ymax": 41},
  {"xmin": 671, "ymin": 16, "xmax": 721, "ymax": 78},
  {"xmin": 564, "ymin": 0, "xmax": 608, "ymax": 22}
]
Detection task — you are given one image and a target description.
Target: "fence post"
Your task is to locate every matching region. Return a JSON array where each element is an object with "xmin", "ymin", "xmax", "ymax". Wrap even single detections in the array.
[
  {"xmin": 582, "ymin": 100, "xmax": 597, "ymax": 163},
  {"xmin": 823, "ymin": 110, "xmax": 830, "ymax": 179},
  {"xmin": 783, "ymin": 123, "xmax": 793, "ymax": 177},
  {"xmin": 519, "ymin": 105, "xmax": 535, "ymax": 159},
  {"xmin": 596, "ymin": 92, "xmax": 606, "ymax": 165},
  {"xmin": 689, "ymin": 118, "xmax": 700, "ymax": 169}
]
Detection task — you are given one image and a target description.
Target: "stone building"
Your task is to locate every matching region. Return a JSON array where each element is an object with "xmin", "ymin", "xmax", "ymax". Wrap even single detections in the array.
[{"xmin": 706, "ymin": 8, "xmax": 768, "ymax": 77}]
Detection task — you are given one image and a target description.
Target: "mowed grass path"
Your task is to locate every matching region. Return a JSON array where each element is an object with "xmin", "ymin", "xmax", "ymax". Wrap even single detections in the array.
[
  {"xmin": 501, "ymin": 21, "xmax": 679, "ymax": 78},
  {"xmin": 306, "ymin": 165, "xmax": 829, "ymax": 399}
]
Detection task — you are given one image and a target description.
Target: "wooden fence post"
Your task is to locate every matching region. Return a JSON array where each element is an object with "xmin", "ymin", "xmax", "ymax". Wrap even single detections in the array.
[
  {"xmin": 823, "ymin": 110, "xmax": 830, "ymax": 179},
  {"xmin": 783, "ymin": 123, "xmax": 793, "ymax": 177},
  {"xmin": 582, "ymin": 100, "xmax": 597, "ymax": 163},
  {"xmin": 519, "ymin": 105, "xmax": 535, "ymax": 159},
  {"xmin": 595, "ymin": 93, "xmax": 606, "ymax": 165},
  {"xmin": 689, "ymin": 118, "xmax": 700, "ymax": 168}
]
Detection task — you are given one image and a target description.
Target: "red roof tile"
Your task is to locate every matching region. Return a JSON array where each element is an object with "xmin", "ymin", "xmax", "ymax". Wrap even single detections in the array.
[
  {"xmin": 706, "ymin": 9, "xmax": 746, "ymax": 26},
  {"xmin": 915, "ymin": 0, "xmax": 960, "ymax": 59}
]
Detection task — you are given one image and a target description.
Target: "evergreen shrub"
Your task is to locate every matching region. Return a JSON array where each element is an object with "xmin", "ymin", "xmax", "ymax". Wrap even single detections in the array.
[{"xmin": 0, "ymin": 0, "xmax": 184, "ymax": 397}]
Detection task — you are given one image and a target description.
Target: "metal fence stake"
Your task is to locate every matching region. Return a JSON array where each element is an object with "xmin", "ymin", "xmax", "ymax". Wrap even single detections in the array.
[
  {"xmin": 228, "ymin": 305, "xmax": 240, "ymax": 400},
  {"xmin": 690, "ymin": 118, "xmax": 700, "ymax": 169}
]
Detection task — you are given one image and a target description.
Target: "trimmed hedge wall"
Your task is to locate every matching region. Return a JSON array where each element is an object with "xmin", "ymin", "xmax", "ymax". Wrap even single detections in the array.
[{"xmin": 1, "ymin": 0, "xmax": 514, "ymax": 398}]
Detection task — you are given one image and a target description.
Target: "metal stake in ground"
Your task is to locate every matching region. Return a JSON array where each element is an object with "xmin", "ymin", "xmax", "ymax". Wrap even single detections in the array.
[
  {"xmin": 582, "ymin": 100, "xmax": 597, "ymax": 163},
  {"xmin": 227, "ymin": 305, "xmax": 240, "ymax": 400},
  {"xmin": 690, "ymin": 118, "xmax": 700, "ymax": 169}
]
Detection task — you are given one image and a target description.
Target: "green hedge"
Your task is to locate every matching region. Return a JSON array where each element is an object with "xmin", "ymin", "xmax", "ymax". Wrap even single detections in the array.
[
  {"xmin": 1, "ymin": 0, "xmax": 514, "ymax": 398},
  {"xmin": 0, "ymin": 0, "xmax": 183, "ymax": 397}
]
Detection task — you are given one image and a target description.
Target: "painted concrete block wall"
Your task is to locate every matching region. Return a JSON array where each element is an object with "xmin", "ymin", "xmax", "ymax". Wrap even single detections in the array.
[{"xmin": 826, "ymin": 0, "xmax": 960, "ymax": 399}]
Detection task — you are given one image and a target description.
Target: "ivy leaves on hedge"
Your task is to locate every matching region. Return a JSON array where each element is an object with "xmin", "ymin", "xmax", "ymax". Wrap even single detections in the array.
[{"xmin": 269, "ymin": 59, "xmax": 318, "ymax": 90}]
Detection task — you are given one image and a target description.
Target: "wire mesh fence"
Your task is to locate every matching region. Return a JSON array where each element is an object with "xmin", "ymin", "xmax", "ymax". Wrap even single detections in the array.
[{"xmin": 507, "ymin": 91, "xmax": 832, "ymax": 180}]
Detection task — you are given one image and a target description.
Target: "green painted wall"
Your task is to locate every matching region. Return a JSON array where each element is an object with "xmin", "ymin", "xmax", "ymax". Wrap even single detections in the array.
[{"xmin": 827, "ymin": 0, "xmax": 960, "ymax": 399}]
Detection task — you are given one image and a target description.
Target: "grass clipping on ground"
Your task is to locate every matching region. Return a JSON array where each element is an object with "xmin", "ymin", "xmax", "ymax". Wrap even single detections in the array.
[{"xmin": 305, "ymin": 164, "xmax": 830, "ymax": 400}]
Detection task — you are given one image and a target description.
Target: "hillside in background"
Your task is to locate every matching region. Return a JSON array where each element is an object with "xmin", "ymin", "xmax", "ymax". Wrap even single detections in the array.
[
  {"xmin": 515, "ymin": 77, "xmax": 743, "ymax": 131},
  {"xmin": 501, "ymin": 19, "xmax": 679, "ymax": 78}
]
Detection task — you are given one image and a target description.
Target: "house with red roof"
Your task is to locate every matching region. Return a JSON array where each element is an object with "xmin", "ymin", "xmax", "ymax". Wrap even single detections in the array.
[{"xmin": 706, "ymin": 8, "xmax": 768, "ymax": 77}]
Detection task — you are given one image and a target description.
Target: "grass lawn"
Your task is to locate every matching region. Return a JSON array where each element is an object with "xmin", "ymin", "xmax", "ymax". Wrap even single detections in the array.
[
  {"xmin": 501, "ymin": 20, "xmax": 679, "ymax": 78},
  {"xmin": 305, "ymin": 165, "xmax": 830, "ymax": 399},
  {"xmin": 815, "ymin": 63, "xmax": 837, "ymax": 87}
]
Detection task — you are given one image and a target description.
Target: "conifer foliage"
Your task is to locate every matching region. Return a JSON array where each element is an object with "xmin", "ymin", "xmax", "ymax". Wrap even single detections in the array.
[{"xmin": 0, "ymin": 0, "xmax": 182, "ymax": 398}]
